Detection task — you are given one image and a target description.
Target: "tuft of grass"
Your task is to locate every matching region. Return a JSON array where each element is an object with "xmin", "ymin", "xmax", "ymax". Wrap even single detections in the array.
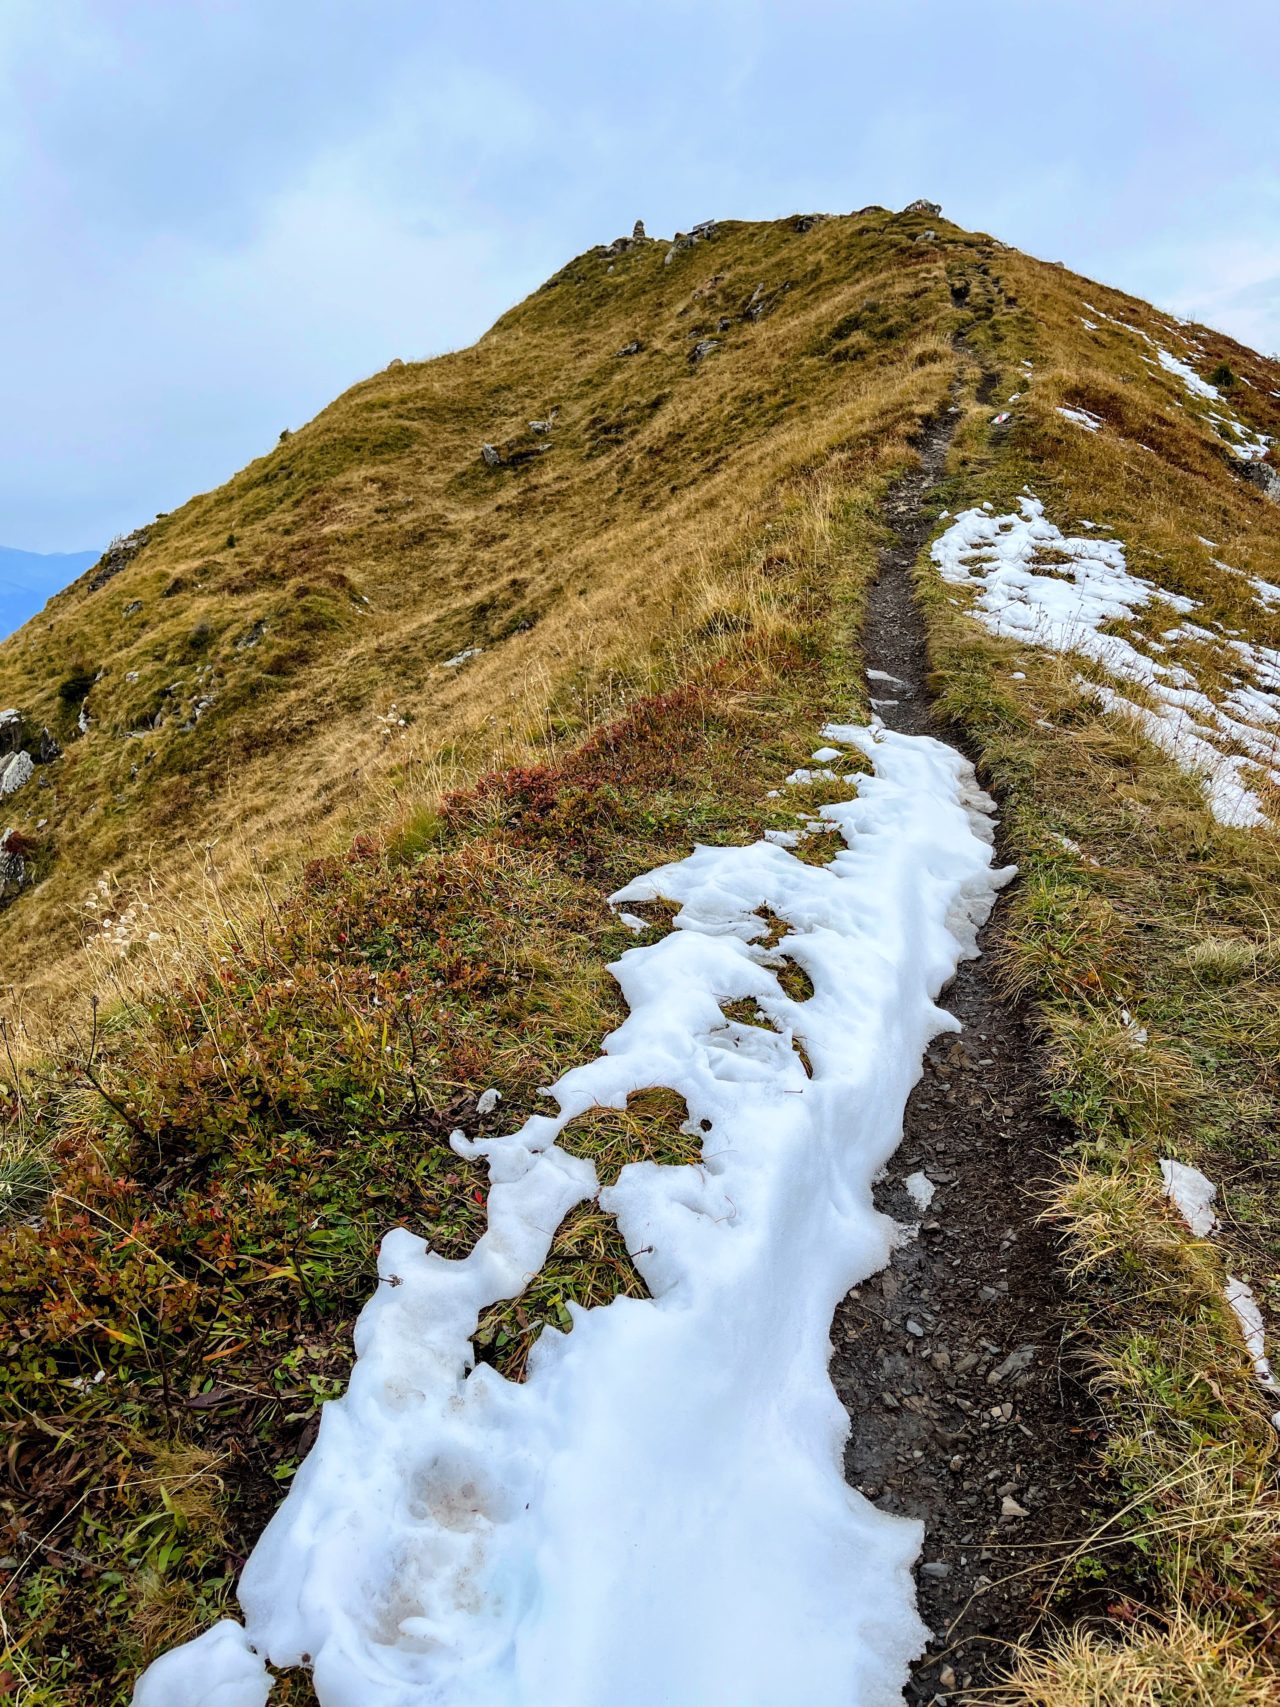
[{"xmin": 992, "ymin": 1608, "xmax": 1280, "ymax": 1706}]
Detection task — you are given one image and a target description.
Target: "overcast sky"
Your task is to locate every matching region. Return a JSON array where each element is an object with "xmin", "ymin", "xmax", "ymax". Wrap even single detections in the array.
[{"xmin": 3, "ymin": 0, "xmax": 1278, "ymax": 554}]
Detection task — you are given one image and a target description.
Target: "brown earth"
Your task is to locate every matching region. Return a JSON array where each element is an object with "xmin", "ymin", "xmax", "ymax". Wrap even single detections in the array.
[{"xmin": 829, "ymin": 404, "xmax": 1104, "ymax": 1699}]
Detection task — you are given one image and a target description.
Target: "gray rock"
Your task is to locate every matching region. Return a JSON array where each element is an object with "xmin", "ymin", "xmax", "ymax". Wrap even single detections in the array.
[
  {"xmin": 665, "ymin": 219, "xmax": 718, "ymax": 264},
  {"xmin": 987, "ymin": 1344, "xmax": 1036, "ymax": 1385},
  {"xmin": 903, "ymin": 198, "xmax": 942, "ymax": 216},
  {"xmin": 37, "ymin": 728, "xmax": 60, "ymax": 764},
  {"xmin": 0, "ymin": 751, "xmax": 34, "ymax": 797},
  {"xmin": 481, "ymin": 443, "xmax": 502, "ymax": 468},
  {"xmin": 1243, "ymin": 460, "xmax": 1280, "ymax": 504},
  {"xmin": 632, "ymin": 219, "xmax": 646, "ymax": 241},
  {"xmin": 689, "ymin": 338, "xmax": 720, "ymax": 363},
  {"xmin": 87, "ymin": 526, "xmax": 150, "ymax": 593},
  {"xmin": 0, "ymin": 709, "xmax": 21, "ymax": 756},
  {"xmin": 0, "ymin": 829, "xmax": 26, "ymax": 894},
  {"xmin": 614, "ymin": 340, "xmax": 642, "ymax": 358},
  {"xmin": 793, "ymin": 213, "xmax": 826, "ymax": 233}
]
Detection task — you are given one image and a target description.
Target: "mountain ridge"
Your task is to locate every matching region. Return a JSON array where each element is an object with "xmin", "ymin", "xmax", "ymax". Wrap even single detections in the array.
[
  {"xmin": 1, "ymin": 205, "xmax": 1276, "ymax": 1016},
  {"xmin": 3, "ymin": 203, "xmax": 1280, "ymax": 1702}
]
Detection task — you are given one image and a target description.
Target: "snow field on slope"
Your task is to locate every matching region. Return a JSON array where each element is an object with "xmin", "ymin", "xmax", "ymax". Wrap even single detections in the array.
[
  {"xmin": 931, "ymin": 496, "xmax": 1280, "ymax": 828},
  {"xmin": 1080, "ymin": 301, "xmax": 1273, "ymax": 462},
  {"xmin": 134, "ymin": 722, "xmax": 1014, "ymax": 1707}
]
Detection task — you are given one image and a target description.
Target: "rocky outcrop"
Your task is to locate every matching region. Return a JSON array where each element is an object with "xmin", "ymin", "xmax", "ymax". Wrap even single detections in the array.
[
  {"xmin": 481, "ymin": 443, "xmax": 502, "ymax": 468},
  {"xmin": 614, "ymin": 340, "xmax": 642, "ymax": 358},
  {"xmin": 86, "ymin": 526, "xmax": 150, "ymax": 593},
  {"xmin": 0, "ymin": 711, "xmax": 40, "ymax": 797},
  {"xmin": 665, "ymin": 220, "xmax": 718, "ymax": 265},
  {"xmin": 605, "ymin": 221, "xmax": 648, "ymax": 258},
  {"xmin": 690, "ymin": 338, "xmax": 720, "ymax": 363},
  {"xmin": 0, "ymin": 751, "xmax": 34, "ymax": 797},
  {"xmin": 902, "ymin": 198, "xmax": 942, "ymax": 216},
  {"xmin": 0, "ymin": 828, "xmax": 27, "ymax": 898},
  {"xmin": 1242, "ymin": 460, "xmax": 1280, "ymax": 504}
]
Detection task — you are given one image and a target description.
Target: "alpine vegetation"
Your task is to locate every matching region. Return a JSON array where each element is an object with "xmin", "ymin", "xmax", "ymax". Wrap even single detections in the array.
[{"xmin": 2, "ymin": 206, "xmax": 1278, "ymax": 1706}]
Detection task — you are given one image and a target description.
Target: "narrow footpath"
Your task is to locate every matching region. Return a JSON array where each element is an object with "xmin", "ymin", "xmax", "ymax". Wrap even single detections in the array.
[{"xmin": 830, "ymin": 399, "xmax": 1095, "ymax": 1699}]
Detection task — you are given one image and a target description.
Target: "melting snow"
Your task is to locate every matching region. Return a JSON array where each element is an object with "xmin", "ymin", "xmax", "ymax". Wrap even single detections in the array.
[
  {"xmin": 904, "ymin": 1171, "xmax": 936, "ymax": 1212},
  {"xmin": 136, "ymin": 721, "xmax": 1013, "ymax": 1707},
  {"xmin": 1224, "ymin": 1279, "xmax": 1280, "ymax": 1394},
  {"xmin": 931, "ymin": 495, "xmax": 1280, "ymax": 827},
  {"xmin": 1056, "ymin": 405, "xmax": 1103, "ymax": 432},
  {"xmin": 1082, "ymin": 302, "xmax": 1272, "ymax": 461},
  {"xmin": 1161, "ymin": 1160, "xmax": 1280, "ymax": 1415},
  {"xmin": 1155, "ymin": 345, "xmax": 1220, "ymax": 401},
  {"xmin": 1160, "ymin": 1158, "xmax": 1218, "ymax": 1236}
]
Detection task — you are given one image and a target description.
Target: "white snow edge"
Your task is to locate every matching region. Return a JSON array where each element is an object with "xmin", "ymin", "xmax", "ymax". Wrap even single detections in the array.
[{"xmin": 135, "ymin": 721, "xmax": 1015, "ymax": 1707}]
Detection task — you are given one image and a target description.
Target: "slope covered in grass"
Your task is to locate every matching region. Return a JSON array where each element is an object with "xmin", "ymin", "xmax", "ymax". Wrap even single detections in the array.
[
  {"xmin": 2, "ymin": 208, "xmax": 1279, "ymax": 1702},
  {"xmin": 0, "ymin": 209, "xmax": 949, "ymax": 1021}
]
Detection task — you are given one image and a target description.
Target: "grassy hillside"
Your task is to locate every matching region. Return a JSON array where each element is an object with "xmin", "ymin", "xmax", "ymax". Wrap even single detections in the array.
[
  {"xmin": 0, "ymin": 209, "xmax": 950, "ymax": 1023},
  {"xmin": 2, "ymin": 208, "xmax": 1279, "ymax": 1701}
]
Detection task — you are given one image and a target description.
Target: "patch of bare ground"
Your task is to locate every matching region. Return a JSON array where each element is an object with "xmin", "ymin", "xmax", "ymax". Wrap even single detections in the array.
[{"xmin": 830, "ymin": 402, "xmax": 1102, "ymax": 1699}]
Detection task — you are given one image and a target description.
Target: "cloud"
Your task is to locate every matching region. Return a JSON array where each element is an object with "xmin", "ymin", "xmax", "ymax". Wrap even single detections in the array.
[{"xmin": 2, "ymin": 0, "xmax": 1279, "ymax": 550}]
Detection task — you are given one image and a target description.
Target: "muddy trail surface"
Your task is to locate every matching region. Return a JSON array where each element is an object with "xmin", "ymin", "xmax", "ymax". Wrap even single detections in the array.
[{"xmin": 829, "ymin": 401, "xmax": 1097, "ymax": 1700}]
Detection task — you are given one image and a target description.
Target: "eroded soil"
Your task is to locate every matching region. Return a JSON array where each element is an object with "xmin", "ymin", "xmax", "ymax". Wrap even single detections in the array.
[{"xmin": 829, "ymin": 406, "xmax": 1098, "ymax": 1699}]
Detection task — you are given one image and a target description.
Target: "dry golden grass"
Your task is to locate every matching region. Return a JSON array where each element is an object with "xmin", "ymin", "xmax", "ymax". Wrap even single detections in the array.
[
  {"xmin": 991, "ymin": 1610, "xmax": 1280, "ymax": 1706},
  {"xmin": 919, "ymin": 232, "xmax": 1280, "ymax": 1702},
  {"xmin": 0, "ymin": 212, "xmax": 951, "ymax": 1040},
  {"xmin": 4, "ymin": 207, "xmax": 1280, "ymax": 1700}
]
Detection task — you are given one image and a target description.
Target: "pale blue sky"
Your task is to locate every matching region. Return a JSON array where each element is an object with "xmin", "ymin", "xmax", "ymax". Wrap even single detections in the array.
[{"xmin": 3, "ymin": 0, "xmax": 1278, "ymax": 555}]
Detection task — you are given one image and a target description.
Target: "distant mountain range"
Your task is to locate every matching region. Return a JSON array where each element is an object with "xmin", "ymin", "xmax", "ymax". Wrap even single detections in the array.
[{"xmin": 0, "ymin": 544, "xmax": 100, "ymax": 639}]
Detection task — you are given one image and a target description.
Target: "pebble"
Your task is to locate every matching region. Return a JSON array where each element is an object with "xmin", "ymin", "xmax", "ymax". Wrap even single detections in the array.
[
  {"xmin": 988, "ymin": 1344, "xmax": 1036, "ymax": 1385},
  {"xmin": 1001, "ymin": 1495, "xmax": 1029, "ymax": 1518}
]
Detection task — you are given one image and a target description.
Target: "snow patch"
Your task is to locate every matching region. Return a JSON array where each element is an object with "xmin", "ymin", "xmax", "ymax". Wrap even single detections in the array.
[
  {"xmin": 1056, "ymin": 406, "xmax": 1103, "ymax": 433},
  {"xmin": 135, "ymin": 724, "xmax": 1014, "ymax": 1707},
  {"xmin": 1225, "ymin": 1278, "xmax": 1280, "ymax": 1393},
  {"xmin": 1160, "ymin": 1160, "xmax": 1280, "ymax": 1415},
  {"xmin": 904, "ymin": 1171, "xmax": 935, "ymax": 1212},
  {"xmin": 932, "ymin": 495, "xmax": 1280, "ymax": 826},
  {"xmin": 1160, "ymin": 1159, "xmax": 1218, "ymax": 1237}
]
